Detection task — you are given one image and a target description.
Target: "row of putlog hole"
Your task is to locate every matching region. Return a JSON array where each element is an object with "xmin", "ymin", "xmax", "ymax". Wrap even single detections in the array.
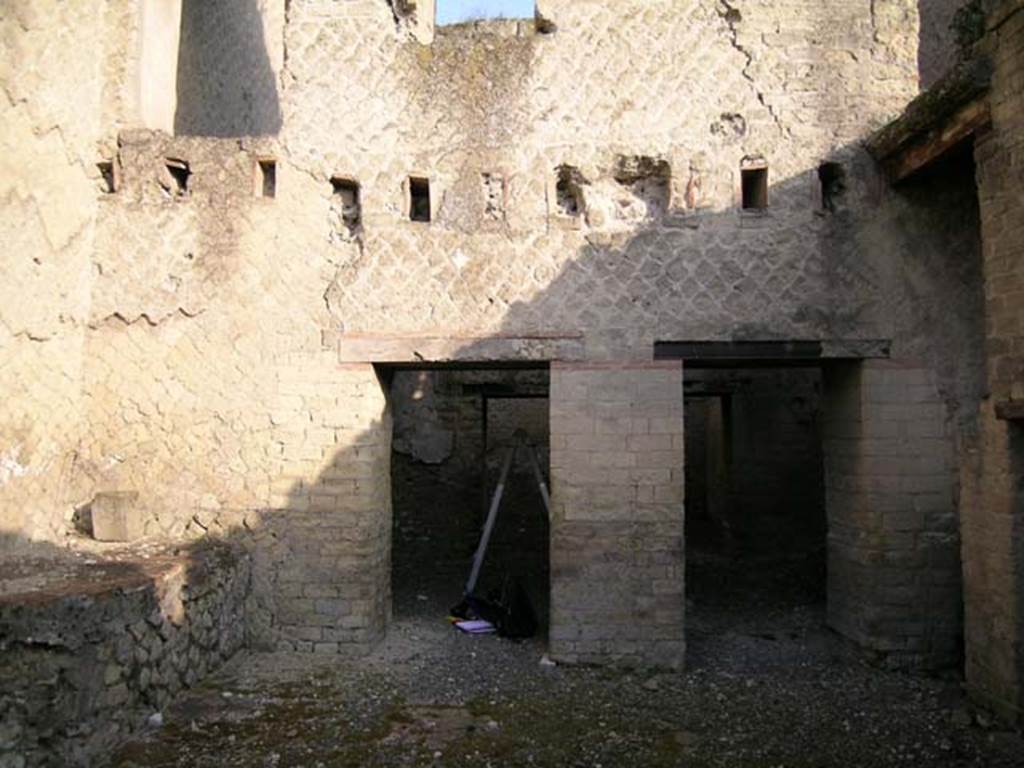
[{"xmin": 94, "ymin": 154, "xmax": 849, "ymax": 227}]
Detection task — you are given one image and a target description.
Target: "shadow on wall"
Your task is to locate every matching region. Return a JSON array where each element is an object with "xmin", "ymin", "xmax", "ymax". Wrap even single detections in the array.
[
  {"xmin": 1015, "ymin": 425, "xmax": 1024, "ymax": 708},
  {"xmin": 175, "ymin": 0, "xmax": 282, "ymax": 137},
  {"xmin": 91, "ymin": 128, "xmax": 983, "ymax": 658},
  {"xmin": 918, "ymin": 0, "xmax": 983, "ymax": 88},
  {"xmin": 888, "ymin": 142, "xmax": 986, "ymax": 431},
  {"xmin": 285, "ymin": 110, "xmax": 995, "ymax": 662},
  {"xmin": 0, "ymin": 135, "xmax": 990, "ymax": 761},
  {"xmin": 250, "ymin": 141, "xmax": 977, "ymax": 655}
]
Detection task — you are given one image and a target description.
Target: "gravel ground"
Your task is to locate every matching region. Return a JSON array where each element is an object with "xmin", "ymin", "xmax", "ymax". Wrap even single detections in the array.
[{"xmin": 110, "ymin": 554, "xmax": 1024, "ymax": 768}]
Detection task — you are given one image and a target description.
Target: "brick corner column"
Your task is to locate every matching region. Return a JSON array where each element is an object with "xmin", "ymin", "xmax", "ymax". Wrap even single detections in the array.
[
  {"xmin": 257, "ymin": 360, "xmax": 392, "ymax": 655},
  {"xmin": 822, "ymin": 360, "xmax": 960, "ymax": 670}
]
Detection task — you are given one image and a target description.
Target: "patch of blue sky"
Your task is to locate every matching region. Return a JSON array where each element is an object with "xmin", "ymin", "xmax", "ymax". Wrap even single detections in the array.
[{"xmin": 436, "ymin": 0, "xmax": 535, "ymax": 25}]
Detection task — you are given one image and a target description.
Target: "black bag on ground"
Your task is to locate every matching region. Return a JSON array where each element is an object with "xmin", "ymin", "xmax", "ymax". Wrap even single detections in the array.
[
  {"xmin": 496, "ymin": 579, "xmax": 537, "ymax": 639},
  {"xmin": 455, "ymin": 576, "xmax": 537, "ymax": 639}
]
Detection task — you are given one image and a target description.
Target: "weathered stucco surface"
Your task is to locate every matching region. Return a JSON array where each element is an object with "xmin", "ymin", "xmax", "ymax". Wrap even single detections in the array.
[
  {"xmin": 1, "ymin": 0, "xmax": 1021, "ymax": 727},
  {"xmin": 1, "ymin": 2, "xmax": 105, "ymax": 545},
  {"xmin": 6, "ymin": 0, "xmax": 926, "ymax": 537}
]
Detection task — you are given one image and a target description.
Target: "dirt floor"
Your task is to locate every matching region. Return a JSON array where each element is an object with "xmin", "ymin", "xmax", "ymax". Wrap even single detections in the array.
[{"xmin": 109, "ymin": 553, "xmax": 1024, "ymax": 768}]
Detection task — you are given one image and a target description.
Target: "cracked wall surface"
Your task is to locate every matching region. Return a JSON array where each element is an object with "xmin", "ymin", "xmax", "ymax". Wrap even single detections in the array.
[
  {"xmin": 55, "ymin": 0, "xmax": 931, "ymax": 539},
  {"xmin": 1, "ymin": 0, "xmax": 997, "ymax": 671}
]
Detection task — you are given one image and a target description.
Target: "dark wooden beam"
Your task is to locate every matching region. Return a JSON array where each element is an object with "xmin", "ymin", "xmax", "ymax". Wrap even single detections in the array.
[
  {"xmin": 865, "ymin": 57, "xmax": 993, "ymax": 182},
  {"xmin": 995, "ymin": 400, "xmax": 1024, "ymax": 422},
  {"xmin": 881, "ymin": 99, "xmax": 991, "ymax": 183},
  {"xmin": 654, "ymin": 339, "xmax": 891, "ymax": 365},
  {"xmin": 867, "ymin": 57, "xmax": 992, "ymax": 158}
]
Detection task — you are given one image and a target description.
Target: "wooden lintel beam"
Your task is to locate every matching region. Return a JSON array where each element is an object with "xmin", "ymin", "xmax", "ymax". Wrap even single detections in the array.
[
  {"xmin": 866, "ymin": 57, "xmax": 993, "ymax": 159},
  {"xmin": 995, "ymin": 400, "xmax": 1024, "ymax": 422},
  {"xmin": 883, "ymin": 98, "xmax": 992, "ymax": 183}
]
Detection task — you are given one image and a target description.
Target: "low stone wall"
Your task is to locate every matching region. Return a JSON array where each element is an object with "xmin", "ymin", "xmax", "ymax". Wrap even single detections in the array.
[{"xmin": 0, "ymin": 541, "xmax": 250, "ymax": 767}]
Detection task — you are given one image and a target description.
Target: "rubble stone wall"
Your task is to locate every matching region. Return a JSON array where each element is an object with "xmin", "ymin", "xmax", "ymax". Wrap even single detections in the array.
[{"xmin": 0, "ymin": 542, "xmax": 250, "ymax": 767}]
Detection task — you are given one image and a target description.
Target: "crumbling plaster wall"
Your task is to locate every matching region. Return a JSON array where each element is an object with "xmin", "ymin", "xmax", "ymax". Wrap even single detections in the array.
[
  {"xmin": 4, "ymin": 0, "xmax": 981, "ymax": 661},
  {"xmin": 0, "ymin": 2, "xmax": 138, "ymax": 547},
  {"xmin": 70, "ymin": 0, "xmax": 928, "ymax": 537}
]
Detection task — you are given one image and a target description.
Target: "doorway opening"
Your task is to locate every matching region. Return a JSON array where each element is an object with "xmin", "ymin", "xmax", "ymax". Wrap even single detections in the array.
[
  {"xmin": 684, "ymin": 366, "xmax": 827, "ymax": 668},
  {"xmin": 388, "ymin": 365, "xmax": 551, "ymax": 638}
]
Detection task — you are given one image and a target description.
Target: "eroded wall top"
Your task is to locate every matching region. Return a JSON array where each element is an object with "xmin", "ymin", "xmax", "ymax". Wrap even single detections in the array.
[{"xmin": 94, "ymin": 0, "xmax": 931, "ymax": 360}]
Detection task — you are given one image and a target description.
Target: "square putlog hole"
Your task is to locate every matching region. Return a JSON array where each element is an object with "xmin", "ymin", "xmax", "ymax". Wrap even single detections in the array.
[
  {"xmin": 331, "ymin": 177, "xmax": 362, "ymax": 240},
  {"xmin": 409, "ymin": 177, "xmax": 431, "ymax": 222},
  {"xmin": 818, "ymin": 162, "xmax": 846, "ymax": 212},
  {"xmin": 165, "ymin": 159, "xmax": 191, "ymax": 197},
  {"xmin": 97, "ymin": 161, "xmax": 116, "ymax": 194},
  {"xmin": 555, "ymin": 164, "xmax": 584, "ymax": 216},
  {"xmin": 257, "ymin": 158, "xmax": 276, "ymax": 199}
]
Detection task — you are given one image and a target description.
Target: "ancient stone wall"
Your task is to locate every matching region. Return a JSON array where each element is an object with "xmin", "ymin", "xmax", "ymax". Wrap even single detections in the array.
[
  {"xmin": 0, "ymin": 542, "xmax": 249, "ymax": 767},
  {"xmin": 820, "ymin": 93, "xmax": 986, "ymax": 670},
  {"xmin": 0, "ymin": 2, "xmax": 119, "ymax": 547},
  {"xmin": 2, "ymin": 0, "xmax": 989, "ymax": 673},
  {"xmin": 297, "ymin": 0, "xmax": 922, "ymax": 356},
  {"xmin": 70, "ymin": 0, "xmax": 930, "ymax": 540},
  {"xmin": 2, "ymin": 3, "xmax": 921, "ymax": 532},
  {"xmin": 960, "ymin": 0, "xmax": 1024, "ymax": 722}
]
